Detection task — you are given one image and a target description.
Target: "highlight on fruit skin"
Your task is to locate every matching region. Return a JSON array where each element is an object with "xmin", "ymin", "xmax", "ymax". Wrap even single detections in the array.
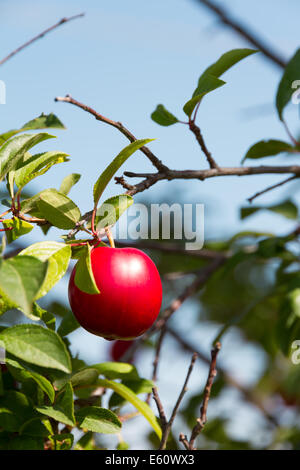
[{"xmin": 68, "ymin": 246, "xmax": 162, "ymax": 340}]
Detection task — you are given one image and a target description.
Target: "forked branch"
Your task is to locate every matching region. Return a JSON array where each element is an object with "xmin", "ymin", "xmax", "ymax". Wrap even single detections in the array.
[{"xmin": 180, "ymin": 342, "xmax": 221, "ymax": 450}]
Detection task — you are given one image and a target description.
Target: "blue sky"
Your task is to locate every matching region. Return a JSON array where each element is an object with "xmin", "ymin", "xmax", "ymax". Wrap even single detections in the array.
[
  {"xmin": 1, "ymin": 0, "xmax": 300, "ymax": 448},
  {"xmin": 1, "ymin": 0, "xmax": 299, "ymax": 241}
]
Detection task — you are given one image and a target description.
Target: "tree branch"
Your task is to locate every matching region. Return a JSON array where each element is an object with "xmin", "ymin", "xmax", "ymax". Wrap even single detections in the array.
[
  {"xmin": 195, "ymin": 0, "xmax": 286, "ymax": 68},
  {"xmin": 54, "ymin": 94, "xmax": 167, "ymax": 172},
  {"xmin": 122, "ymin": 257, "xmax": 225, "ymax": 363},
  {"xmin": 189, "ymin": 120, "xmax": 219, "ymax": 169},
  {"xmin": 187, "ymin": 342, "xmax": 221, "ymax": 449},
  {"xmin": 119, "ymin": 164, "xmax": 300, "ymax": 196},
  {"xmin": 115, "ymin": 239, "xmax": 227, "ymax": 261},
  {"xmin": 247, "ymin": 175, "xmax": 298, "ymax": 203},
  {"xmin": 152, "ymin": 353, "xmax": 198, "ymax": 450},
  {"xmin": 166, "ymin": 326, "xmax": 278, "ymax": 426},
  {"xmin": 0, "ymin": 14, "xmax": 85, "ymax": 67}
]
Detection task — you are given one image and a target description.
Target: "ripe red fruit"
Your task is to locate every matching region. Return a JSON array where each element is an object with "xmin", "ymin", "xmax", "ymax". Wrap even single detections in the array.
[
  {"xmin": 68, "ymin": 246, "xmax": 162, "ymax": 340},
  {"xmin": 110, "ymin": 340, "xmax": 135, "ymax": 362}
]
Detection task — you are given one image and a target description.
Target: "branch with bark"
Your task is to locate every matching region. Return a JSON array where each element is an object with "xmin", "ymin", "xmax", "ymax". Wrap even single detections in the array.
[
  {"xmin": 180, "ymin": 342, "xmax": 221, "ymax": 450},
  {"xmin": 54, "ymin": 95, "xmax": 300, "ymax": 201},
  {"xmin": 0, "ymin": 14, "xmax": 85, "ymax": 67},
  {"xmin": 153, "ymin": 353, "xmax": 198, "ymax": 450},
  {"xmin": 194, "ymin": 0, "xmax": 286, "ymax": 68}
]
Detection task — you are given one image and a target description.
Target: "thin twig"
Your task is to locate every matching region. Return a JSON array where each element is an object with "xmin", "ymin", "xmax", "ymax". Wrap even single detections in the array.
[
  {"xmin": 166, "ymin": 326, "xmax": 278, "ymax": 426},
  {"xmin": 146, "ymin": 327, "xmax": 167, "ymax": 404},
  {"xmin": 115, "ymin": 239, "xmax": 228, "ymax": 261},
  {"xmin": 282, "ymin": 120, "xmax": 299, "ymax": 146},
  {"xmin": 153, "ymin": 257, "xmax": 226, "ymax": 333},
  {"xmin": 162, "ymin": 353, "xmax": 198, "ymax": 449},
  {"xmin": 152, "ymin": 328, "xmax": 167, "ymax": 383},
  {"xmin": 195, "ymin": 0, "xmax": 286, "ymax": 68},
  {"xmin": 179, "ymin": 433, "xmax": 190, "ymax": 450},
  {"xmin": 188, "ymin": 342, "xmax": 221, "ymax": 449},
  {"xmin": 247, "ymin": 175, "xmax": 297, "ymax": 203},
  {"xmin": 54, "ymin": 94, "xmax": 167, "ymax": 171},
  {"xmin": 152, "ymin": 353, "xmax": 198, "ymax": 450},
  {"xmin": 54, "ymin": 95, "xmax": 300, "ymax": 199},
  {"xmin": 152, "ymin": 387, "xmax": 168, "ymax": 428},
  {"xmin": 0, "ymin": 14, "xmax": 85, "ymax": 66},
  {"xmin": 189, "ymin": 120, "xmax": 219, "ymax": 169},
  {"xmin": 121, "ymin": 257, "xmax": 225, "ymax": 363}
]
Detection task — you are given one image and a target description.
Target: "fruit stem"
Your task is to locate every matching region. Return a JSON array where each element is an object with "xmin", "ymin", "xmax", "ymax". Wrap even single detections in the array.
[
  {"xmin": 91, "ymin": 205, "xmax": 98, "ymax": 238},
  {"xmin": 105, "ymin": 227, "xmax": 115, "ymax": 248}
]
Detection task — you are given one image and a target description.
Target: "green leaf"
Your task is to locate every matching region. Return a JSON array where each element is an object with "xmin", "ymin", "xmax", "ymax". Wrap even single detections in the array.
[
  {"xmin": 89, "ymin": 362, "xmax": 139, "ymax": 380},
  {"xmin": 74, "ymin": 243, "xmax": 100, "ymax": 294},
  {"xmin": 59, "ymin": 173, "xmax": 81, "ymax": 195},
  {"xmin": 93, "ymin": 138, "xmax": 154, "ymax": 206},
  {"xmin": 110, "ymin": 378, "xmax": 154, "ymax": 408},
  {"xmin": 51, "ymin": 433, "xmax": 74, "ymax": 450},
  {"xmin": 0, "ymin": 256, "xmax": 48, "ymax": 315},
  {"xmin": 74, "ymin": 431, "xmax": 95, "ymax": 450},
  {"xmin": 37, "ymin": 189, "xmax": 81, "ymax": 229},
  {"xmin": 241, "ymin": 199, "xmax": 298, "ymax": 221},
  {"xmin": 55, "ymin": 363, "xmax": 140, "ymax": 391},
  {"xmin": 1, "ymin": 198, "xmax": 11, "ymax": 208},
  {"xmin": 6, "ymin": 436, "xmax": 44, "ymax": 450},
  {"xmin": 197, "ymin": 48, "xmax": 258, "ymax": 83},
  {"xmin": 276, "ymin": 48, "xmax": 300, "ymax": 120},
  {"xmin": 90, "ymin": 194, "xmax": 133, "ymax": 231},
  {"xmin": 19, "ymin": 241, "xmax": 71, "ymax": 299},
  {"xmin": 14, "ymin": 151, "xmax": 69, "ymax": 189},
  {"xmin": 19, "ymin": 417, "xmax": 53, "ymax": 437},
  {"xmin": 242, "ymin": 139, "xmax": 295, "ymax": 163},
  {"xmin": 20, "ymin": 190, "xmax": 49, "ymax": 215},
  {"xmin": 0, "ymin": 390, "xmax": 34, "ymax": 432},
  {"xmin": 76, "ymin": 407, "xmax": 121, "ymax": 434},
  {"xmin": 151, "ymin": 105, "xmax": 179, "ymax": 126},
  {"xmin": 0, "ymin": 133, "xmax": 54, "ymax": 181},
  {"xmin": 22, "ymin": 113, "xmax": 66, "ymax": 130},
  {"xmin": 36, "ymin": 383, "xmax": 75, "ymax": 426},
  {"xmin": 276, "ymin": 290, "xmax": 300, "ymax": 356},
  {"xmin": 29, "ymin": 303, "xmax": 56, "ymax": 330},
  {"xmin": 183, "ymin": 48, "xmax": 257, "ymax": 117},
  {"xmin": 183, "ymin": 75, "xmax": 225, "ymax": 117},
  {"xmin": 5, "ymin": 356, "xmax": 55, "ymax": 403},
  {"xmin": 54, "ymin": 368, "xmax": 99, "ymax": 391},
  {"xmin": 268, "ymin": 200, "xmax": 299, "ymax": 220},
  {"xmin": 0, "ymin": 296, "xmax": 15, "ymax": 316},
  {"xmin": 2, "ymin": 217, "xmax": 33, "ymax": 244},
  {"xmin": 0, "ymin": 113, "xmax": 65, "ymax": 146},
  {"xmin": 57, "ymin": 310, "xmax": 80, "ymax": 337},
  {"xmin": 97, "ymin": 378, "xmax": 162, "ymax": 439},
  {"xmin": 0, "ymin": 324, "xmax": 72, "ymax": 373}
]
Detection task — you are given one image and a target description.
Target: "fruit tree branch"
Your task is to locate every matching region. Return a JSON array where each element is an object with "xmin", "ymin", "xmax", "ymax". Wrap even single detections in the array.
[
  {"xmin": 180, "ymin": 342, "xmax": 221, "ymax": 450},
  {"xmin": 122, "ymin": 257, "xmax": 226, "ymax": 364},
  {"xmin": 167, "ymin": 326, "xmax": 278, "ymax": 426},
  {"xmin": 54, "ymin": 95, "xmax": 300, "ymax": 201},
  {"xmin": 189, "ymin": 120, "xmax": 220, "ymax": 169},
  {"xmin": 153, "ymin": 353, "xmax": 198, "ymax": 450},
  {"xmin": 118, "ymin": 162, "xmax": 300, "ymax": 197},
  {"xmin": 0, "ymin": 14, "xmax": 85, "ymax": 67},
  {"xmin": 54, "ymin": 94, "xmax": 167, "ymax": 172},
  {"xmin": 194, "ymin": 0, "xmax": 286, "ymax": 68},
  {"xmin": 115, "ymin": 239, "xmax": 228, "ymax": 261},
  {"xmin": 247, "ymin": 175, "xmax": 298, "ymax": 203}
]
